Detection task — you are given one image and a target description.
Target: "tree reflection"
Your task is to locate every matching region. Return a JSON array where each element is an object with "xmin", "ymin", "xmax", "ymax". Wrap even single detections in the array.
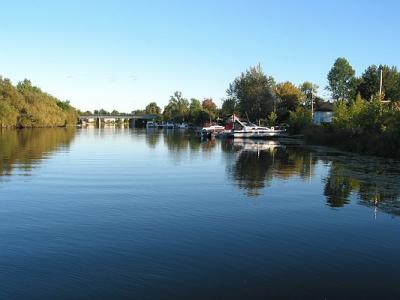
[
  {"xmin": 145, "ymin": 129, "xmax": 161, "ymax": 148},
  {"xmin": 162, "ymin": 131, "xmax": 208, "ymax": 164},
  {"xmin": 230, "ymin": 146, "xmax": 274, "ymax": 196},
  {"xmin": 0, "ymin": 128, "xmax": 76, "ymax": 177},
  {"xmin": 224, "ymin": 140, "xmax": 316, "ymax": 197},
  {"xmin": 163, "ymin": 130, "xmax": 191, "ymax": 151},
  {"xmin": 322, "ymin": 155, "xmax": 400, "ymax": 216}
]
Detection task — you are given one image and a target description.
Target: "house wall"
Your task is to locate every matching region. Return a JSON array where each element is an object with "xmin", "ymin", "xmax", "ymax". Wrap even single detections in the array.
[{"xmin": 313, "ymin": 111, "xmax": 333, "ymax": 124}]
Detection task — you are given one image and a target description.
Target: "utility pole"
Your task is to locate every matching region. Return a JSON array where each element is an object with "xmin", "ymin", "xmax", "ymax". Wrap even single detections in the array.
[
  {"xmin": 379, "ymin": 69, "xmax": 383, "ymax": 100},
  {"xmin": 310, "ymin": 90, "xmax": 314, "ymax": 121}
]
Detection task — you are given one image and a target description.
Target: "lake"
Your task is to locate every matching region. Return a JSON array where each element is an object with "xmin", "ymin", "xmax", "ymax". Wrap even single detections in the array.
[{"xmin": 1, "ymin": 128, "xmax": 400, "ymax": 299}]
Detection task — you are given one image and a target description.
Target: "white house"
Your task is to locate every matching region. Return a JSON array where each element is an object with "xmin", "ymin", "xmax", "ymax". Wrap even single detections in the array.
[
  {"xmin": 313, "ymin": 111, "xmax": 333, "ymax": 124},
  {"xmin": 312, "ymin": 101, "xmax": 333, "ymax": 125}
]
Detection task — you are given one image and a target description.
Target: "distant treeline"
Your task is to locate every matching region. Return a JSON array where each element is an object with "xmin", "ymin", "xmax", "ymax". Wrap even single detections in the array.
[
  {"xmin": 0, "ymin": 77, "xmax": 78, "ymax": 128},
  {"xmin": 78, "ymin": 109, "xmax": 133, "ymax": 116},
  {"xmin": 133, "ymin": 58, "xmax": 400, "ymax": 129},
  {"xmin": 132, "ymin": 57, "xmax": 400, "ymax": 158},
  {"xmin": 134, "ymin": 64, "xmax": 322, "ymax": 126}
]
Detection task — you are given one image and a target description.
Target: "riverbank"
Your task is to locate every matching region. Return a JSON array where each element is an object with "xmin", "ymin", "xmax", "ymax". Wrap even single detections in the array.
[
  {"xmin": 303, "ymin": 125, "xmax": 400, "ymax": 159},
  {"xmin": 0, "ymin": 77, "xmax": 77, "ymax": 128}
]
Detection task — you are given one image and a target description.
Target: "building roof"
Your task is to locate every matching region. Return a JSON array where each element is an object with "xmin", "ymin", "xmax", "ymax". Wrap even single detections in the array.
[{"xmin": 315, "ymin": 100, "xmax": 333, "ymax": 112}]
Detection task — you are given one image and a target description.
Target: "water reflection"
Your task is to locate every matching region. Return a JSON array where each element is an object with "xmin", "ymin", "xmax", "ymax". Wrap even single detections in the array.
[
  {"xmin": 322, "ymin": 154, "xmax": 400, "ymax": 215},
  {"xmin": 145, "ymin": 129, "xmax": 161, "ymax": 148},
  {"xmin": 0, "ymin": 128, "xmax": 76, "ymax": 177},
  {"xmin": 1, "ymin": 129, "xmax": 400, "ymax": 216},
  {"xmin": 224, "ymin": 140, "xmax": 315, "ymax": 197}
]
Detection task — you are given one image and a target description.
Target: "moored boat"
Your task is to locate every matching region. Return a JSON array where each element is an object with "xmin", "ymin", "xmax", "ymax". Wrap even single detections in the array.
[
  {"xmin": 200, "ymin": 124, "xmax": 225, "ymax": 137},
  {"xmin": 146, "ymin": 121, "xmax": 158, "ymax": 128},
  {"xmin": 158, "ymin": 122, "xmax": 175, "ymax": 129},
  {"xmin": 175, "ymin": 123, "xmax": 188, "ymax": 129},
  {"xmin": 227, "ymin": 115, "xmax": 285, "ymax": 139}
]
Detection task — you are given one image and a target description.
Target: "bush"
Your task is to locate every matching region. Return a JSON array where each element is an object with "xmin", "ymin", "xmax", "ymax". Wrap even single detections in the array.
[
  {"xmin": 267, "ymin": 111, "xmax": 278, "ymax": 126},
  {"xmin": 305, "ymin": 97, "xmax": 400, "ymax": 159},
  {"xmin": 288, "ymin": 107, "xmax": 312, "ymax": 133}
]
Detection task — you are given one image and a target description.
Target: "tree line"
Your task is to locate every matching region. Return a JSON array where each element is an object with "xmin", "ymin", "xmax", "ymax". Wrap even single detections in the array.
[
  {"xmin": 136, "ymin": 64, "xmax": 321, "ymax": 126},
  {"xmin": 0, "ymin": 77, "xmax": 78, "ymax": 128},
  {"xmin": 327, "ymin": 57, "xmax": 400, "ymax": 103},
  {"xmin": 2, "ymin": 57, "xmax": 399, "ymax": 135},
  {"xmin": 306, "ymin": 57, "xmax": 400, "ymax": 158}
]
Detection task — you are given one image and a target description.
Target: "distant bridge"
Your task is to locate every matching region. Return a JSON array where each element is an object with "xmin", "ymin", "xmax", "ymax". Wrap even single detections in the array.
[{"xmin": 79, "ymin": 114, "xmax": 157, "ymax": 126}]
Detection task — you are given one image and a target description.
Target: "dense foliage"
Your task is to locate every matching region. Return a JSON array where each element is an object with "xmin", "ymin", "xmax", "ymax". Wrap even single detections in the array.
[
  {"xmin": 145, "ymin": 102, "xmax": 161, "ymax": 115},
  {"xmin": 159, "ymin": 92, "xmax": 219, "ymax": 125},
  {"xmin": 288, "ymin": 107, "xmax": 312, "ymax": 133},
  {"xmin": 326, "ymin": 58, "xmax": 400, "ymax": 103},
  {"xmin": 134, "ymin": 64, "xmax": 319, "ymax": 126},
  {"xmin": 283, "ymin": 57, "xmax": 400, "ymax": 158},
  {"xmin": 327, "ymin": 57, "xmax": 357, "ymax": 101},
  {"xmin": 227, "ymin": 64, "xmax": 276, "ymax": 121},
  {"xmin": 0, "ymin": 77, "xmax": 78, "ymax": 128},
  {"xmin": 358, "ymin": 65, "xmax": 400, "ymax": 101},
  {"xmin": 275, "ymin": 81, "xmax": 304, "ymax": 120},
  {"xmin": 305, "ymin": 97, "xmax": 400, "ymax": 158}
]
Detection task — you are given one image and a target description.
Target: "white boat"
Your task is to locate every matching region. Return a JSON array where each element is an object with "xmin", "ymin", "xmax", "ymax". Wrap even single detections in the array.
[
  {"xmin": 201, "ymin": 124, "xmax": 225, "ymax": 136},
  {"xmin": 175, "ymin": 123, "xmax": 188, "ymax": 129},
  {"xmin": 158, "ymin": 122, "xmax": 174, "ymax": 129},
  {"xmin": 146, "ymin": 121, "xmax": 158, "ymax": 128},
  {"xmin": 228, "ymin": 117, "xmax": 285, "ymax": 139}
]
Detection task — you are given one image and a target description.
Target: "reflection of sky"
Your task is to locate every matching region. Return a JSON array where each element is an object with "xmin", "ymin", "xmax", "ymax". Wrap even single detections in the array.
[
  {"xmin": 2, "ymin": 129, "xmax": 400, "ymax": 299},
  {"xmin": 2, "ymin": 129, "xmax": 400, "ymax": 216}
]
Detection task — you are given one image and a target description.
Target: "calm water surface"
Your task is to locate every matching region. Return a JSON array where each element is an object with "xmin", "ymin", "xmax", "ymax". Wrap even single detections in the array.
[{"xmin": 1, "ymin": 128, "xmax": 400, "ymax": 299}]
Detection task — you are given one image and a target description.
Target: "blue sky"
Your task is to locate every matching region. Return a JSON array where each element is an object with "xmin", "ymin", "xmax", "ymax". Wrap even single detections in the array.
[{"xmin": 2, "ymin": 0, "xmax": 400, "ymax": 112}]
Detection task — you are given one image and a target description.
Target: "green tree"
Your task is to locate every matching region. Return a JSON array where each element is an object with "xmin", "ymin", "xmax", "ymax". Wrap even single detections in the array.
[
  {"xmin": 145, "ymin": 102, "xmax": 161, "ymax": 115},
  {"xmin": 98, "ymin": 109, "xmax": 110, "ymax": 115},
  {"xmin": 220, "ymin": 97, "xmax": 238, "ymax": 117},
  {"xmin": 358, "ymin": 65, "xmax": 400, "ymax": 101},
  {"xmin": 0, "ymin": 76, "xmax": 77, "ymax": 127},
  {"xmin": 275, "ymin": 81, "xmax": 303, "ymax": 120},
  {"xmin": 227, "ymin": 64, "xmax": 276, "ymax": 121},
  {"xmin": 288, "ymin": 107, "xmax": 312, "ymax": 133},
  {"xmin": 267, "ymin": 111, "xmax": 277, "ymax": 126},
  {"xmin": 300, "ymin": 81, "xmax": 319, "ymax": 106},
  {"xmin": 189, "ymin": 98, "xmax": 202, "ymax": 112},
  {"xmin": 333, "ymin": 93, "xmax": 384, "ymax": 135},
  {"xmin": 327, "ymin": 57, "xmax": 356, "ymax": 101},
  {"xmin": 0, "ymin": 101, "xmax": 19, "ymax": 127},
  {"xmin": 202, "ymin": 98, "xmax": 218, "ymax": 120},
  {"xmin": 188, "ymin": 98, "xmax": 202, "ymax": 124},
  {"xmin": 163, "ymin": 91, "xmax": 189, "ymax": 122}
]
